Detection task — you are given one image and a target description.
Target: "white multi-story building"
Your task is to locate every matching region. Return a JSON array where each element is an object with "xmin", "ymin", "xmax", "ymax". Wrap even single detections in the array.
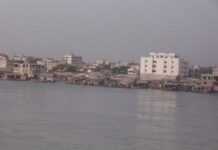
[
  {"xmin": 64, "ymin": 54, "xmax": 83, "ymax": 66},
  {"xmin": 140, "ymin": 52, "xmax": 188, "ymax": 80}
]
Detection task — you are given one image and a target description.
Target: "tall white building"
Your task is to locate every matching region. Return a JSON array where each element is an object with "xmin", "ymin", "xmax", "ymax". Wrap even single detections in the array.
[
  {"xmin": 64, "ymin": 54, "xmax": 83, "ymax": 66},
  {"xmin": 140, "ymin": 52, "xmax": 188, "ymax": 80}
]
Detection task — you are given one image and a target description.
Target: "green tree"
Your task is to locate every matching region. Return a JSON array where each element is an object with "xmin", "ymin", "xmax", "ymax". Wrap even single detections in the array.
[
  {"xmin": 51, "ymin": 64, "xmax": 78, "ymax": 73},
  {"xmin": 112, "ymin": 66, "xmax": 128, "ymax": 74}
]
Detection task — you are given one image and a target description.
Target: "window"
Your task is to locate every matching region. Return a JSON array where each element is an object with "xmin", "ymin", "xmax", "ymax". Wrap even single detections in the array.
[
  {"xmin": 163, "ymin": 70, "xmax": 167, "ymax": 73},
  {"xmin": 164, "ymin": 65, "xmax": 167, "ymax": 68},
  {"xmin": 152, "ymin": 65, "xmax": 156, "ymax": 68},
  {"xmin": 152, "ymin": 70, "xmax": 156, "ymax": 73},
  {"xmin": 153, "ymin": 60, "xmax": 157, "ymax": 63}
]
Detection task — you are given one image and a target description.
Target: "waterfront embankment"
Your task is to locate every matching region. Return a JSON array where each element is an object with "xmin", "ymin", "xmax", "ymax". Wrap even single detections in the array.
[{"xmin": 1, "ymin": 72, "xmax": 218, "ymax": 94}]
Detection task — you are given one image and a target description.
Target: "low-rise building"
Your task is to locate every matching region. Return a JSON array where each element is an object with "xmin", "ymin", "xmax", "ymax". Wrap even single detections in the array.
[
  {"xmin": 127, "ymin": 62, "xmax": 140, "ymax": 77},
  {"xmin": 188, "ymin": 65, "xmax": 201, "ymax": 79},
  {"xmin": 45, "ymin": 58, "xmax": 60, "ymax": 72},
  {"xmin": 0, "ymin": 53, "xmax": 9, "ymax": 69},
  {"xmin": 189, "ymin": 66, "xmax": 214, "ymax": 79},
  {"xmin": 201, "ymin": 74, "xmax": 216, "ymax": 81},
  {"xmin": 0, "ymin": 53, "xmax": 12, "ymax": 79},
  {"xmin": 39, "ymin": 73, "xmax": 56, "ymax": 82},
  {"xmin": 140, "ymin": 52, "xmax": 189, "ymax": 81},
  {"xmin": 213, "ymin": 66, "xmax": 218, "ymax": 76},
  {"xmin": 196, "ymin": 73, "xmax": 218, "ymax": 92},
  {"xmin": 12, "ymin": 60, "xmax": 45, "ymax": 79}
]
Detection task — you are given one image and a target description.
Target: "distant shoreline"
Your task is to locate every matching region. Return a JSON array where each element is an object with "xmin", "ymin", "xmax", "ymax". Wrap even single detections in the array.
[{"xmin": 1, "ymin": 79, "xmax": 217, "ymax": 95}]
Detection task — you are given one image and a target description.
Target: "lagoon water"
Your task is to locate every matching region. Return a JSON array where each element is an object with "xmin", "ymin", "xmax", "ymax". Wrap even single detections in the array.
[{"xmin": 0, "ymin": 81, "xmax": 218, "ymax": 150}]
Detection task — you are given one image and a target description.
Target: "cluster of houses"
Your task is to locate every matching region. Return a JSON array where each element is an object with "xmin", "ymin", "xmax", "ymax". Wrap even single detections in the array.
[
  {"xmin": 0, "ymin": 53, "xmax": 84, "ymax": 81},
  {"xmin": 0, "ymin": 52, "xmax": 217, "ymax": 93}
]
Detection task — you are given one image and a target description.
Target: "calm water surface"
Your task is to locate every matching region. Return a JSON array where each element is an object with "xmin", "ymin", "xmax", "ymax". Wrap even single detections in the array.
[{"xmin": 0, "ymin": 81, "xmax": 218, "ymax": 150}]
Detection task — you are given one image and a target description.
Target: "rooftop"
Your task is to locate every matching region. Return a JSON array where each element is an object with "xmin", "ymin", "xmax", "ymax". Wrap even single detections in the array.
[{"xmin": 149, "ymin": 52, "xmax": 178, "ymax": 58}]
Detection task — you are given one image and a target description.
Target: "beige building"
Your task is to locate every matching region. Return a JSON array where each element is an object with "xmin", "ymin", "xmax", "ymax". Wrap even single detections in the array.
[
  {"xmin": 13, "ymin": 61, "xmax": 45, "ymax": 78},
  {"xmin": 140, "ymin": 52, "xmax": 189, "ymax": 80},
  {"xmin": 0, "ymin": 53, "xmax": 9, "ymax": 69},
  {"xmin": 45, "ymin": 58, "xmax": 60, "ymax": 72},
  {"xmin": 213, "ymin": 67, "xmax": 218, "ymax": 76},
  {"xmin": 127, "ymin": 63, "xmax": 140, "ymax": 77}
]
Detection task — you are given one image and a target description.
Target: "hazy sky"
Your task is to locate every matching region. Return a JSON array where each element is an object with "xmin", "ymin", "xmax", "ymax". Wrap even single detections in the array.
[{"xmin": 0, "ymin": 0, "xmax": 218, "ymax": 65}]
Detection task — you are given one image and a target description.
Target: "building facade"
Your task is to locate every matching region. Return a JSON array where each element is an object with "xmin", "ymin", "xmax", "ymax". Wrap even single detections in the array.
[
  {"xmin": 12, "ymin": 60, "xmax": 45, "ymax": 79},
  {"xmin": 64, "ymin": 54, "xmax": 83, "ymax": 66},
  {"xmin": 127, "ymin": 63, "xmax": 140, "ymax": 77},
  {"xmin": 213, "ymin": 67, "xmax": 218, "ymax": 76},
  {"xmin": 140, "ymin": 52, "xmax": 188, "ymax": 80},
  {"xmin": 0, "ymin": 53, "xmax": 9, "ymax": 69},
  {"xmin": 45, "ymin": 58, "xmax": 60, "ymax": 72}
]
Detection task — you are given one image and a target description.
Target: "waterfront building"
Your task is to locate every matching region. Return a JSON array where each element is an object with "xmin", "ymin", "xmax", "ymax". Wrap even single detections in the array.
[
  {"xmin": 39, "ymin": 73, "xmax": 56, "ymax": 82},
  {"xmin": 0, "ymin": 53, "xmax": 12, "ymax": 79},
  {"xmin": 64, "ymin": 54, "xmax": 83, "ymax": 66},
  {"xmin": 140, "ymin": 52, "xmax": 189, "ymax": 80},
  {"xmin": 201, "ymin": 74, "xmax": 216, "ymax": 81},
  {"xmin": 201, "ymin": 69, "xmax": 218, "ymax": 82},
  {"xmin": 12, "ymin": 59, "xmax": 45, "ymax": 79},
  {"xmin": 45, "ymin": 58, "xmax": 60, "ymax": 72},
  {"xmin": 189, "ymin": 65, "xmax": 214, "ymax": 79},
  {"xmin": 188, "ymin": 65, "xmax": 201, "ymax": 78},
  {"xmin": 213, "ymin": 66, "xmax": 218, "ymax": 76},
  {"xmin": 0, "ymin": 53, "xmax": 9, "ymax": 69},
  {"xmin": 127, "ymin": 62, "xmax": 140, "ymax": 78}
]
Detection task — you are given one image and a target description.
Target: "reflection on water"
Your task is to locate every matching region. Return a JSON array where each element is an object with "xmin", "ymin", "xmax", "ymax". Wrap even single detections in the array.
[
  {"xmin": 135, "ymin": 90, "xmax": 178, "ymax": 149},
  {"xmin": 137, "ymin": 90, "xmax": 177, "ymax": 120},
  {"xmin": 136, "ymin": 90, "xmax": 218, "ymax": 150},
  {"xmin": 0, "ymin": 81, "xmax": 218, "ymax": 150}
]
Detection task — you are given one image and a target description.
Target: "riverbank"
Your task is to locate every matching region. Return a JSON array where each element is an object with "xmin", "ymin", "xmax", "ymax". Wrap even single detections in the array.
[{"xmin": 1, "ymin": 76, "xmax": 218, "ymax": 94}]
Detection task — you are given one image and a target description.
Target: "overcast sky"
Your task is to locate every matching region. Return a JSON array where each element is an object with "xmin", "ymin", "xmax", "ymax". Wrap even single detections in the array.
[{"xmin": 0, "ymin": 0, "xmax": 218, "ymax": 65}]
